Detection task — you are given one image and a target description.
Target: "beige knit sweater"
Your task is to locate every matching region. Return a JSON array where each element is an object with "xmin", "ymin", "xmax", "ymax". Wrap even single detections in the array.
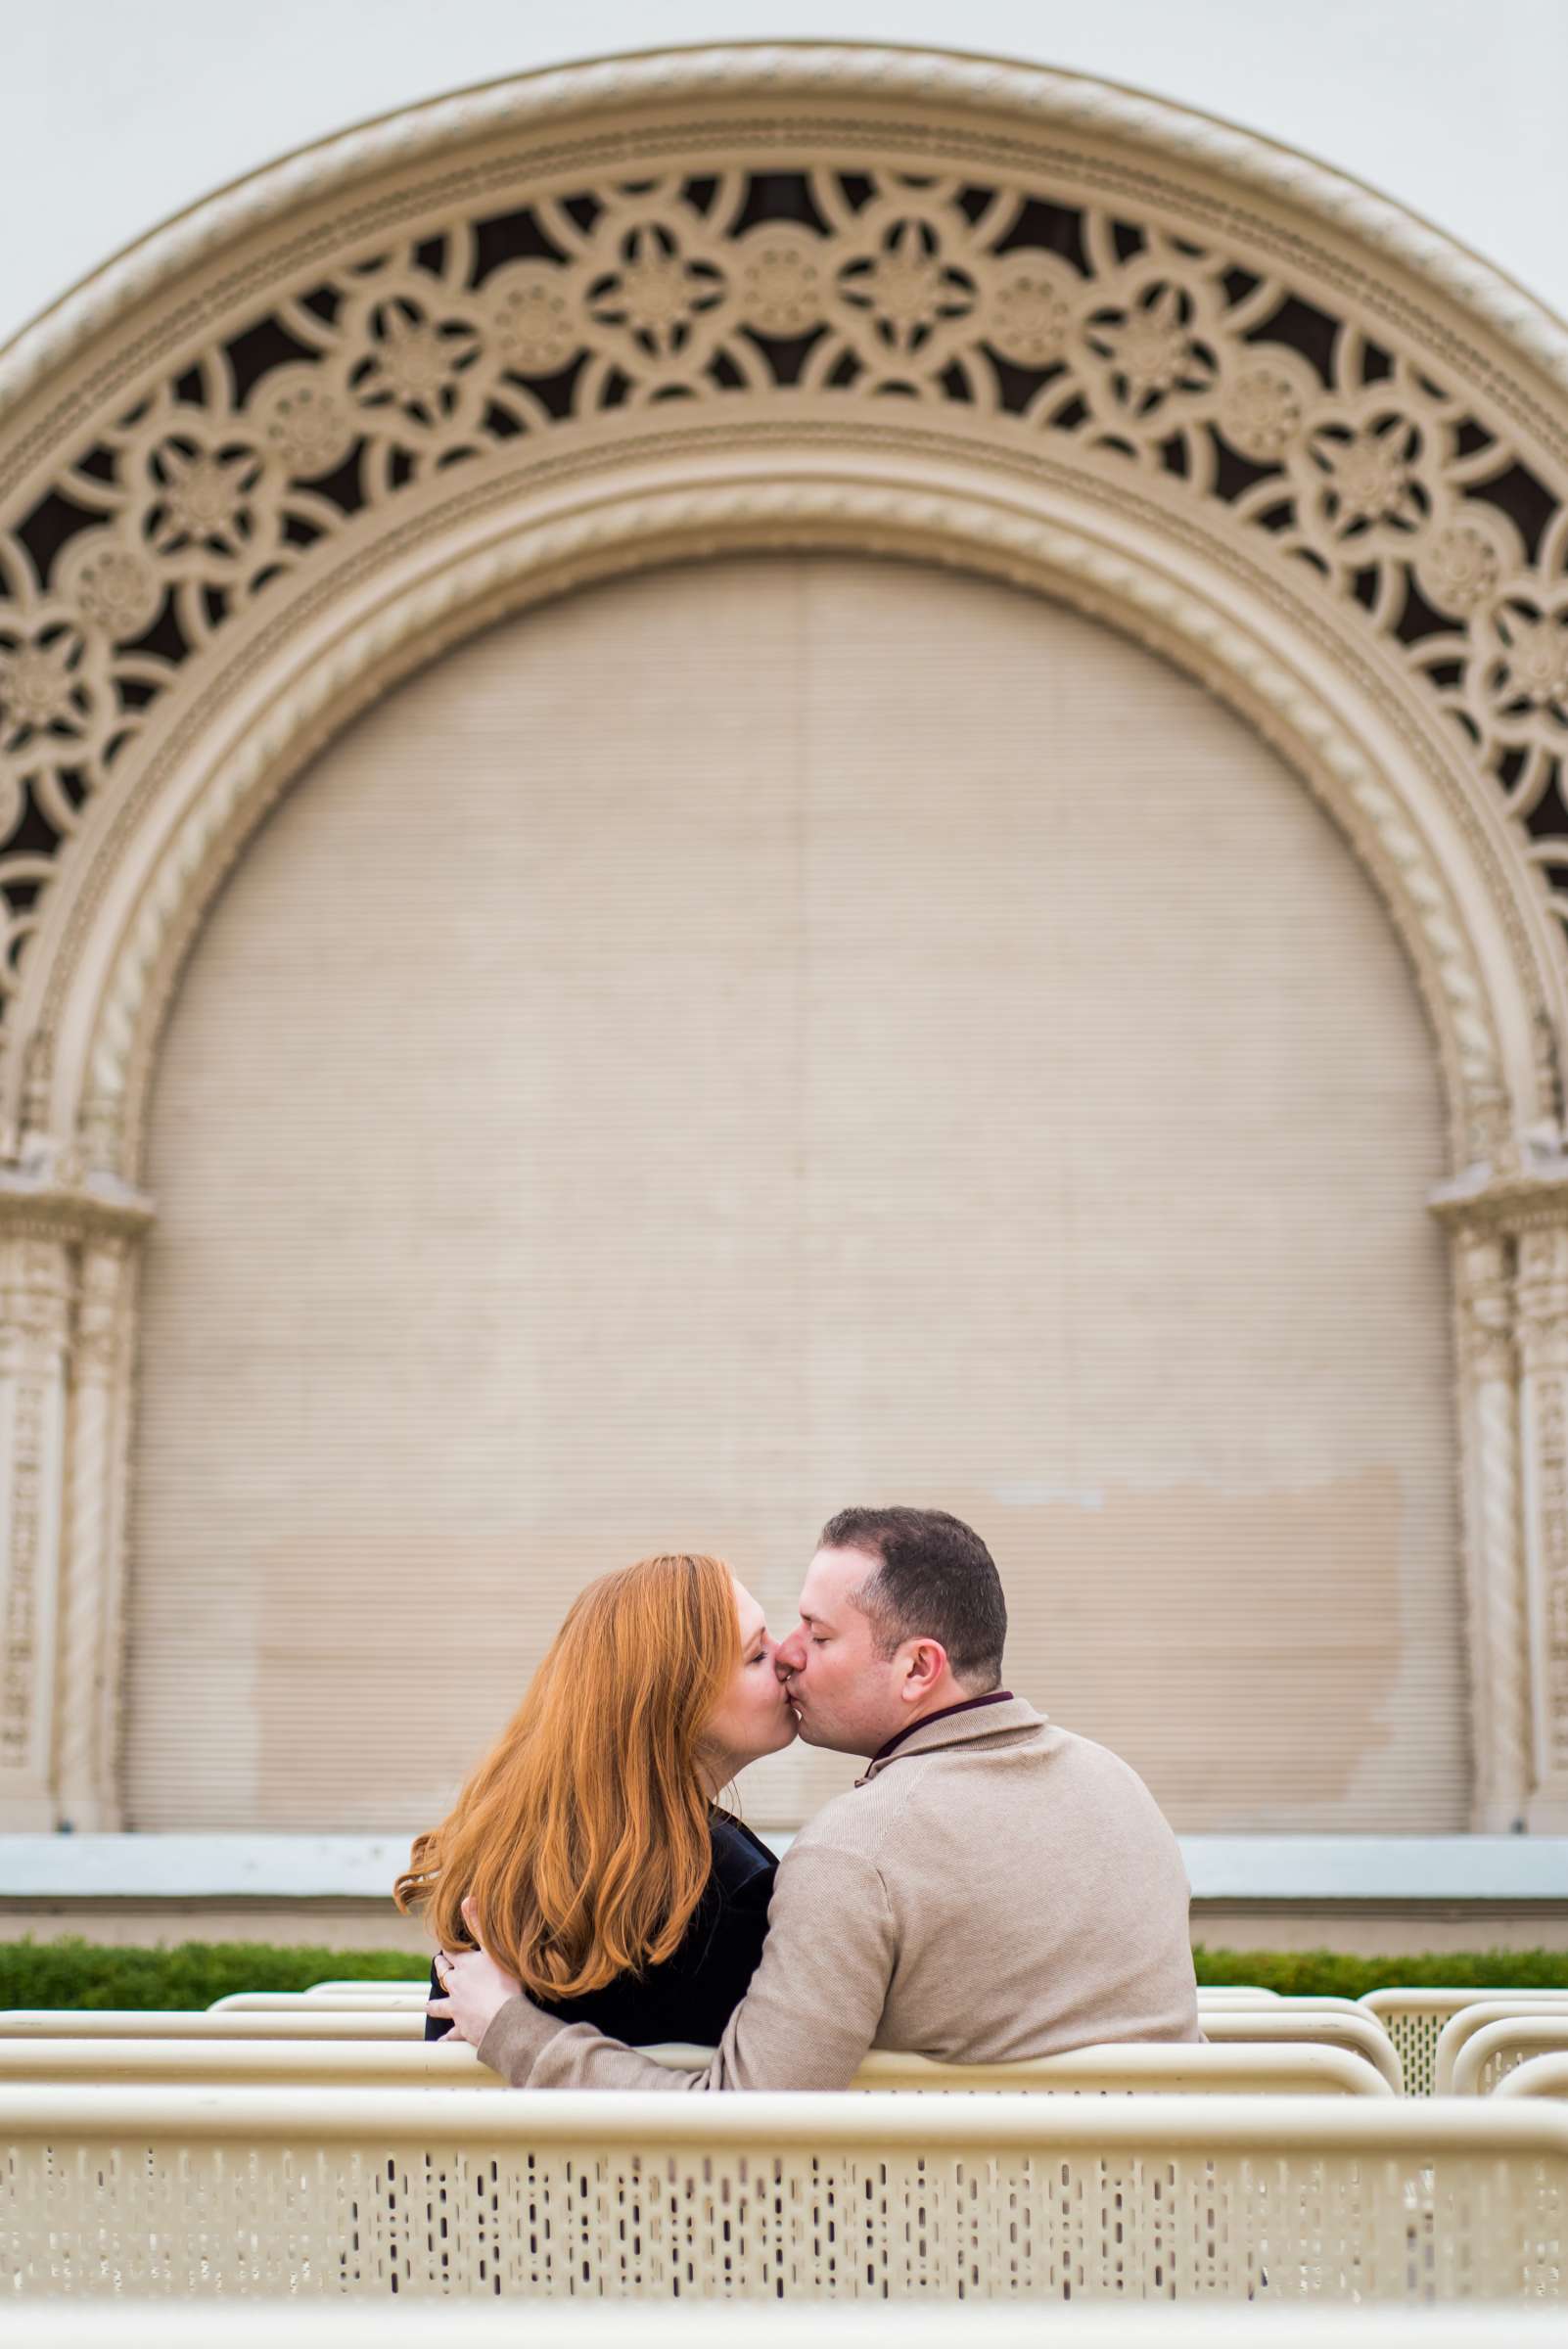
[{"xmin": 477, "ymin": 1695, "xmax": 1200, "ymax": 2091}]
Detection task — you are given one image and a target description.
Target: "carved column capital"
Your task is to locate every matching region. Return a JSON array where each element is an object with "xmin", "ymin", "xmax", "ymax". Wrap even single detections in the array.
[
  {"xmin": 0, "ymin": 1172, "xmax": 154, "ymax": 1251},
  {"xmin": 1431, "ymin": 1154, "xmax": 1568, "ymax": 1232}
]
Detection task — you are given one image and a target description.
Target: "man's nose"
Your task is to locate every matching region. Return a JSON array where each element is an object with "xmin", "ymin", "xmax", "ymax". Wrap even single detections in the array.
[{"xmin": 775, "ymin": 1629, "xmax": 806, "ymax": 1678}]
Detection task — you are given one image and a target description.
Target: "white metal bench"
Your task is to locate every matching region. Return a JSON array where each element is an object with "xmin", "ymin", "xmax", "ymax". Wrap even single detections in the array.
[
  {"xmin": 2, "ymin": 2087, "xmax": 1562, "ymax": 2298},
  {"xmin": 305, "ymin": 1979, "xmax": 428, "ymax": 1996},
  {"xmin": 1195, "ymin": 2008, "xmax": 1402, "ymax": 2092},
  {"xmin": 0, "ymin": 2007, "xmax": 427, "ymax": 2040},
  {"xmin": 1432, "ymin": 1997, "xmax": 1568, "ymax": 2094},
  {"xmin": 0, "ymin": 2036, "xmax": 1394, "ymax": 2097},
  {"xmin": 1360, "ymin": 1987, "xmax": 1568, "ymax": 2096},
  {"xmin": 16, "ymin": 2302, "xmax": 1568, "ymax": 2344},
  {"xmin": 1450, "ymin": 2015, "xmax": 1568, "ymax": 2096},
  {"xmin": 297, "ymin": 1981, "xmax": 1295, "ymax": 2008},
  {"xmin": 209, "ymin": 1991, "xmax": 429, "ymax": 2011},
  {"xmin": 1494, "ymin": 2053, "xmax": 1568, "ymax": 2100}
]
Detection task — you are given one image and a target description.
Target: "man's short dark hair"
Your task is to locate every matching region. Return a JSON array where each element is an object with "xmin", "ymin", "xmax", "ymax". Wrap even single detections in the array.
[{"xmin": 817, "ymin": 1505, "xmax": 1007, "ymax": 1689}]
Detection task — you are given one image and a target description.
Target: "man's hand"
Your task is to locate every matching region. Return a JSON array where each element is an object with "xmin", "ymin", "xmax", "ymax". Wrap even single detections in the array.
[{"xmin": 426, "ymin": 1894, "xmax": 523, "ymax": 2048}]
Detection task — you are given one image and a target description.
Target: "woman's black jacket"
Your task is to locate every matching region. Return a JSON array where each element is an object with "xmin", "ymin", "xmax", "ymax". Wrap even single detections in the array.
[{"xmin": 425, "ymin": 1811, "xmax": 775, "ymax": 2047}]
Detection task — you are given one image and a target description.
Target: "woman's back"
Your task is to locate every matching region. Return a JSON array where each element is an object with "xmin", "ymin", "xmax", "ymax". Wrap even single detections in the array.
[{"xmin": 426, "ymin": 1811, "xmax": 774, "ymax": 2047}]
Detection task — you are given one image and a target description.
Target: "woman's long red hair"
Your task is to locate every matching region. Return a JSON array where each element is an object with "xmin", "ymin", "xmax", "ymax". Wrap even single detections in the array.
[{"xmin": 393, "ymin": 1552, "xmax": 739, "ymax": 1998}]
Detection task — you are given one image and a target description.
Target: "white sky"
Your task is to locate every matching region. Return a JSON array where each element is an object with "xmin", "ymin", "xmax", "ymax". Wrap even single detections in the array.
[{"xmin": 3, "ymin": 0, "xmax": 1567, "ymax": 349}]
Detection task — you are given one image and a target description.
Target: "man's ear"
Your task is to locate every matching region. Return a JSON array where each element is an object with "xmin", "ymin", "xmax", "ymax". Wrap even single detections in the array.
[{"xmin": 901, "ymin": 1638, "xmax": 948, "ymax": 1702}]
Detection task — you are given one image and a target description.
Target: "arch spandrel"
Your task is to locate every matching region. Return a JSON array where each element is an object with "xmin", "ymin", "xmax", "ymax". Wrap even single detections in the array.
[{"xmin": 0, "ymin": 45, "xmax": 1567, "ymax": 1832}]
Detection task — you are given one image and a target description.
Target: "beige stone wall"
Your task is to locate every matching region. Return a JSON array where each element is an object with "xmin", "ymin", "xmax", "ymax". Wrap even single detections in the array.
[{"xmin": 128, "ymin": 553, "xmax": 1458, "ymax": 1838}]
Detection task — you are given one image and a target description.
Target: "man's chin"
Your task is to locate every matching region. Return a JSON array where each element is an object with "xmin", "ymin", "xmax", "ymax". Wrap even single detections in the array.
[{"xmin": 788, "ymin": 1709, "xmax": 851, "ymax": 1753}]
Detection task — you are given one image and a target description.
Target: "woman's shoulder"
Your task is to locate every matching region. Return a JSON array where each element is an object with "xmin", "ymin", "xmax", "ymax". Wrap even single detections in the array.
[{"xmin": 708, "ymin": 1809, "xmax": 776, "ymax": 1899}]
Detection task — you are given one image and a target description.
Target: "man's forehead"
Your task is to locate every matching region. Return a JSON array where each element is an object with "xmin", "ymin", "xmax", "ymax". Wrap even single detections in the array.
[{"xmin": 800, "ymin": 1544, "xmax": 876, "ymax": 1614}]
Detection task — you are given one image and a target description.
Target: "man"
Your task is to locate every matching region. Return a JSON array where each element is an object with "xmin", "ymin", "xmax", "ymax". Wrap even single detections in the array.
[{"xmin": 433, "ymin": 1505, "xmax": 1199, "ymax": 2086}]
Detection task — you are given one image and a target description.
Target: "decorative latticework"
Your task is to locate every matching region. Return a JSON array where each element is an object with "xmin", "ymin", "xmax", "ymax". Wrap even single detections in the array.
[{"xmin": 4, "ymin": 164, "xmax": 1568, "ymax": 1038}]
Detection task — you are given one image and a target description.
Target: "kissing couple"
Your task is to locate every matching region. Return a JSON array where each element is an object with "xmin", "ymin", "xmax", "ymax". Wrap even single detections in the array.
[{"xmin": 401, "ymin": 1504, "xmax": 1199, "ymax": 2087}]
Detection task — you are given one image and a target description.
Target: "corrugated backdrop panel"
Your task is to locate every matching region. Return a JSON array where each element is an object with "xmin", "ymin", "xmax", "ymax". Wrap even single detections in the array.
[{"xmin": 129, "ymin": 554, "xmax": 1463, "ymax": 1835}]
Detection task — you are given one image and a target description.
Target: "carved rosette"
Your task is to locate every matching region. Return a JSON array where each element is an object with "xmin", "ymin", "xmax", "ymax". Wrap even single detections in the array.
[{"xmin": 0, "ymin": 1183, "xmax": 150, "ymax": 1825}]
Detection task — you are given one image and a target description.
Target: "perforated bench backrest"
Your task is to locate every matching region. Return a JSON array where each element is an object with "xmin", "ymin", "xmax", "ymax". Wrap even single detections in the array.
[{"xmin": 3, "ymin": 2087, "xmax": 1563, "ymax": 2299}]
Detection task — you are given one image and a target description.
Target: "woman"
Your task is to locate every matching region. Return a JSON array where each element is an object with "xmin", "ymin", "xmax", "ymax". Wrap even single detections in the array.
[{"xmin": 395, "ymin": 1551, "xmax": 797, "ymax": 2048}]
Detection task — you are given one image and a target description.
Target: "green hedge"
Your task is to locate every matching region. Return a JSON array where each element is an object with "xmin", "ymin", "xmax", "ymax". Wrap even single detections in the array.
[
  {"xmin": 0, "ymin": 1938, "xmax": 430, "ymax": 2010},
  {"xmin": 3, "ymin": 1935, "xmax": 1568, "ymax": 2010},
  {"xmin": 1192, "ymin": 1944, "xmax": 1568, "ymax": 1998}
]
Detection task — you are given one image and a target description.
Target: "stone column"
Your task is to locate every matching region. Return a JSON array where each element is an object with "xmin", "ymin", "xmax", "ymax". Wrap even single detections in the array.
[
  {"xmin": 1515, "ymin": 1218, "xmax": 1568, "ymax": 1828},
  {"xmin": 0, "ymin": 1178, "xmax": 152, "ymax": 1829},
  {"xmin": 56, "ymin": 1232, "xmax": 140, "ymax": 1829},
  {"xmin": 0, "ymin": 1226, "xmax": 74, "ymax": 1826},
  {"xmin": 1451, "ymin": 1222, "xmax": 1530, "ymax": 1830}
]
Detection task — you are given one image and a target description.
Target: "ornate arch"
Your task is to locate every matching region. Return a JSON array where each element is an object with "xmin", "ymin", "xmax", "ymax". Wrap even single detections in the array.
[{"xmin": 2, "ymin": 43, "xmax": 1567, "ymax": 1830}]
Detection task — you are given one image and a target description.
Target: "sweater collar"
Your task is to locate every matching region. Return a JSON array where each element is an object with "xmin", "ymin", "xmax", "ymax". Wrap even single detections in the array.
[{"xmin": 857, "ymin": 1691, "xmax": 1042, "ymax": 1783}]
